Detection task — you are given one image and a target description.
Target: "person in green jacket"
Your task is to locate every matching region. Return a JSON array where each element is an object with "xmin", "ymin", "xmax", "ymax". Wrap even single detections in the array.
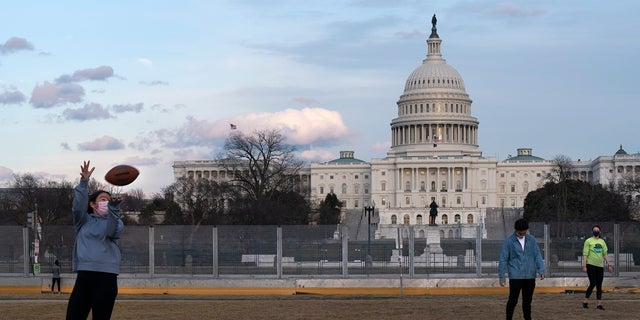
[{"xmin": 582, "ymin": 225, "xmax": 613, "ymax": 310}]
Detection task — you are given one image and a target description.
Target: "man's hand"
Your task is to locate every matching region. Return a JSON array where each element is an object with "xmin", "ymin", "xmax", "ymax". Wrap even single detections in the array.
[
  {"xmin": 499, "ymin": 280, "xmax": 506, "ymax": 287},
  {"xmin": 110, "ymin": 196, "xmax": 124, "ymax": 205},
  {"xmin": 80, "ymin": 161, "xmax": 95, "ymax": 180},
  {"xmin": 539, "ymin": 274, "xmax": 545, "ymax": 280}
]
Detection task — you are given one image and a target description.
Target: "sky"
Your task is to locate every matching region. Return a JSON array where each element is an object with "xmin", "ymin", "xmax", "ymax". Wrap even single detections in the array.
[{"xmin": 1, "ymin": 0, "xmax": 639, "ymax": 197}]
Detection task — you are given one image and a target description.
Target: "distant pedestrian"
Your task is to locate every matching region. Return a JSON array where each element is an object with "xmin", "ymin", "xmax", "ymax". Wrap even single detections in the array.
[
  {"xmin": 582, "ymin": 225, "xmax": 613, "ymax": 310},
  {"xmin": 51, "ymin": 259, "xmax": 61, "ymax": 294},
  {"xmin": 499, "ymin": 218, "xmax": 545, "ymax": 320}
]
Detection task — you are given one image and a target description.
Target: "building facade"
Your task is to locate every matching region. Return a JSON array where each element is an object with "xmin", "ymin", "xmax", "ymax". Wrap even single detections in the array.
[{"xmin": 174, "ymin": 19, "xmax": 640, "ymax": 239}]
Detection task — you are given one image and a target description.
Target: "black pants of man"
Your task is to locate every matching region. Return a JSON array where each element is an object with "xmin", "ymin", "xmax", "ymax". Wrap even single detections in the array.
[
  {"xmin": 585, "ymin": 264, "xmax": 604, "ymax": 300},
  {"xmin": 66, "ymin": 271, "xmax": 118, "ymax": 320},
  {"xmin": 506, "ymin": 278, "xmax": 536, "ymax": 320},
  {"xmin": 51, "ymin": 277, "xmax": 61, "ymax": 293}
]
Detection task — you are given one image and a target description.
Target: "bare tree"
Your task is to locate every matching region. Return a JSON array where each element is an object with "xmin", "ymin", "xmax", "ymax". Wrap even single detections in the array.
[
  {"xmin": 546, "ymin": 154, "xmax": 573, "ymax": 183},
  {"xmin": 224, "ymin": 129, "xmax": 305, "ymax": 201},
  {"xmin": 618, "ymin": 173, "xmax": 640, "ymax": 219},
  {"xmin": 543, "ymin": 155, "xmax": 573, "ymax": 237},
  {"xmin": 120, "ymin": 188, "xmax": 146, "ymax": 213},
  {"xmin": 163, "ymin": 177, "xmax": 232, "ymax": 226},
  {"xmin": 10, "ymin": 174, "xmax": 74, "ymax": 226},
  {"xmin": 222, "ymin": 129, "xmax": 308, "ymax": 224}
]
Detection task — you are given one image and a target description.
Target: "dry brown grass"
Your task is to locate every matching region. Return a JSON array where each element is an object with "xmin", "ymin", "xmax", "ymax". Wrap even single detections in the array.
[{"xmin": 1, "ymin": 292, "xmax": 640, "ymax": 320}]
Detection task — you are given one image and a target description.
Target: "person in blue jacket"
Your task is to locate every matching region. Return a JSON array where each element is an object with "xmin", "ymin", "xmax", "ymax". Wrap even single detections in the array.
[
  {"xmin": 499, "ymin": 218, "xmax": 545, "ymax": 320},
  {"xmin": 66, "ymin": 160, "xmax": 124, "ymax": 320}
]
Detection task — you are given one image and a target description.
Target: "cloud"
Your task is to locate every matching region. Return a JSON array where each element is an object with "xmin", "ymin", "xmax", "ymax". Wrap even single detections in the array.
[
  {"xmin": 77, "ymin": 136, "xmax": 125, "ymax": 151},
  {"xmin": 139, "ymin": 80, "xmax": 169, "ymax": 86},
  {"xmin": 30, "ymin": 81, "xmax": 85, "ymax": 108},
  {"xmin": 62, "ymin": 103, "xmax": 112, "ymax": 121},
  {"xmin": 0, "ymin": 37, "xmax": 34, "ymax": 55},
  {"xmin": 111, "ymin": 103, "xmax": 143, "ymax": 113},
  {"xmin": 143, "ymin": 108, "xmax": 350, "ymax": 156},
  {"xmin": 137, "ymin": 58, "xmax": 153, "ymax": 67},
  {"xmin": 493, "ymin": 3, "xmax": 545, "ymax": 18},
  {"xmin": 394, "ymin": 29, "xmax": 422, "ymax": 40},
  {"xmin": 60, "ymin": 142, "xmax": 72, "ymax": 151},
  {"xmin": 0, "ymin": 89, "xmax": 26, "ymax": 105},
  {"xmin": 0, "ymin": 166, "xmax": 13, "ymax": 182},
  {"xmin": 118, "ymin": 156, "xmax": 161, "ymax": 167},
  {"xmin": 55, "ymin": 66, "xmax": 115, "ymax": 83},
  {"xmin": 291, "ymin": 97, "xmax": 318, "ymax": 107},
  {"xmin": 371, "ymin": 141, "xmax": 391, "ymax": 153},
  {"xmin": 298, "ymin": 149, "xmax": 335, "ymax": 162}
]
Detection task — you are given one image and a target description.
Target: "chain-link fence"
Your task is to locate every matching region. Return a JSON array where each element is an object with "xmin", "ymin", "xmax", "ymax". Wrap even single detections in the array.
[{"xmin": 2, "ymin": 222, "xmax": 639, "ymax": 278}]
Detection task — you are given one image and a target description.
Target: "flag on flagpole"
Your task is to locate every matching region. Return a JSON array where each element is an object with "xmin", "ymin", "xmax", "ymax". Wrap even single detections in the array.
[{"xmin": 230, "ymin": 123, "xmax": 237, "ymax": 130}]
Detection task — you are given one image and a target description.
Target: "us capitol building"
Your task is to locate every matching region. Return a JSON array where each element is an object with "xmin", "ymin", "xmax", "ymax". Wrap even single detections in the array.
[{"xmin": 174, "ymin": 18, "xmax": 640, "ymax": 239}]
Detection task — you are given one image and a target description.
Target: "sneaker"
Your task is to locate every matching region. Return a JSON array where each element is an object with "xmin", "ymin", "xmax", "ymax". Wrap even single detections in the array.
[
  {"xmin": 582, "ymin": 303, "xmax": 588, "ymax": 309},
  {"xmin": 596, "ymin": 305, "xmax": 605, "ymax": 311}
]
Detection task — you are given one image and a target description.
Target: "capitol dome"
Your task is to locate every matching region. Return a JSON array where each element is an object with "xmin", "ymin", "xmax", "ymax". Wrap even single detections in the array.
[
  {"xmin": 401, "ymin": 16, "xmax": 467, "ymax": 95},
  {"xmin": 403, "ymin": 58, "xmax": 467, "ymax": 94},
  {"xmin": 389, "ymin": 15, "xmax": 480, "ymax": 158}
]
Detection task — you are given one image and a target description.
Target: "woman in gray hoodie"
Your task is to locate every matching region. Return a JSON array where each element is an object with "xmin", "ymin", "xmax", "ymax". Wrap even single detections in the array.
[{"xmin": 66, "ymin": 161, "xmax": 124, "ymax": 320}]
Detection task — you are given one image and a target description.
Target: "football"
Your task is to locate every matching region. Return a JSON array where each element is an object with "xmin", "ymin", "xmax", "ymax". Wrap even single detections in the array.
[{"xmin": 104, "ymin": 165, "xmax": 139, "ymax": 186}]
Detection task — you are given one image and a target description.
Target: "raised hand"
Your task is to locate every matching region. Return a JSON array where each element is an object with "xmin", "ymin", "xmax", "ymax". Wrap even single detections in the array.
[{"xmin": 80, "ymin": 161, "xmax": 95, "ymax": 180}]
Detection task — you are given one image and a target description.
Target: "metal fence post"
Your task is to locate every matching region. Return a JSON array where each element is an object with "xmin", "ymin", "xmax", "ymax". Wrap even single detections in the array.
[
  {"xmin": 149, "ymin": 225, "xmax": 155, "ymax": 277},
  {"xmin": 341, "ymin": 224, "xmax": 348, "ymax": 278},
  {"xmin": 544, "ymin": 224, "xmax": 550, "ymax": 276},
  {"xmin": 212, "ymin": 226, "xmax": 219, "ymax": 278},
  {"xmin": 476, "ymin": 225, "xmax": 482, "ymax": 277},
  {"xmin": 614, "ymin": 223, "xmax": 620, "ymax": 277},
  {"xmin": 408, "ymin": 227, "xmax": 414, "ymax": 279},
  {"xmin": 277, "ymin": 226, "xmax": 282, "ymax": 279},
  {"xmin": 23, "ymin": 226, "xmax": 29, "ymax": 277}
]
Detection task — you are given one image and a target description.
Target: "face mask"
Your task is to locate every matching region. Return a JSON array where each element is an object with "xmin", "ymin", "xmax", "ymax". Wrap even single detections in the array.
[
  {"xmin": 95, "ymin": 200, "xmax": 109, "ymax": 217},
  {"xmin": 593, "ymin": 231, "xmax": 600, "ymax": 237}
]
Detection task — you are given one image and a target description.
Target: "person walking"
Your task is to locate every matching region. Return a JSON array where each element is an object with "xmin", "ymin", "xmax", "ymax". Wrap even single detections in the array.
[
  {"xmin": 582, "ymin": 225, "xmax": 613, "ymax": 310},
  {"xmin": 499, "ymin": 218, "xmax": 545, "ymax": 320},
  {"xmin": 66, "ymin": 160, "xmax": 124, "ymax": 320},
  {"xmin": 51, "ymin": 259, "xmax": 61, "ymax": 294}
]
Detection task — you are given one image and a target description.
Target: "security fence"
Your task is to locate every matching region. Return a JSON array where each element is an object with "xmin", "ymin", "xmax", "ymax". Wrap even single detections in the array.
[{"xmin": 1, "ymin": 222, "xmax": 639, "ymax": 278}]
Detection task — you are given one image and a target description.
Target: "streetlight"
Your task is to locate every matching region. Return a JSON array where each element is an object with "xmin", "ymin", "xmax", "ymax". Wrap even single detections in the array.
[{"xmin": 363, "ymin": 200, "xmax": 375, "ymax": 267}]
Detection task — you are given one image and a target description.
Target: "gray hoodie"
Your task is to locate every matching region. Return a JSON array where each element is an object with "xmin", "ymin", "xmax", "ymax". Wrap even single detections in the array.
[{"xmin": 71, "ymin": 179, "xmax": 124, "ymax": 274}]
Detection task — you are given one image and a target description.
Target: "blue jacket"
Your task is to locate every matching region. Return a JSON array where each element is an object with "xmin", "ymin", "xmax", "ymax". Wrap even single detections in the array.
[
  {"xmin": 71, "ymin": 179, "xmax": 124, "ymax": 274},
  {"xmin": 498, "ymin": 232, "xmax": 545, "ymax": 282}
]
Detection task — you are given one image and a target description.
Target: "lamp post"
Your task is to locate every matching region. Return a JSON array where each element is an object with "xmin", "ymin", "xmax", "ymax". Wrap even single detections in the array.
[{"xmin": 363, "ymin": 201, "xmax": 375, "ymax": 268}]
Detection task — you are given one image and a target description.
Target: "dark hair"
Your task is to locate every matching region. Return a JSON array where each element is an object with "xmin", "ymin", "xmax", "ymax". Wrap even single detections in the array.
[
  {"xmin": 592, "ymin": 225, "xmax": 601, "ymax": 231},
  {"xmin": 87, "ymin": 190, "xmax": 111, "ymax": 213},
  {"xmin": 54, "ymin": 260, "xmax": 59, "ymax": 266},
  {"xmin": 514, "ymin": 218, "xmax": 529, "ymax": 231}
]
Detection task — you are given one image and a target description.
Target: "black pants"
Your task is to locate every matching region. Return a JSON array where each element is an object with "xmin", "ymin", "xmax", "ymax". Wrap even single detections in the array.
[
  {"xmin": 51, "ymin": 277, "xmax": 61, "ymax": 292},
  {"xmin": 585, "ymin": 264, "xmax": 604, "ymax": 300},
  {"xmin": 66, "ymin": 271, "xmax": 118, "ymax": 320},
  {"xmin": 506, "ymin": 278, "xmax": 536, "ymax": 320}
]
